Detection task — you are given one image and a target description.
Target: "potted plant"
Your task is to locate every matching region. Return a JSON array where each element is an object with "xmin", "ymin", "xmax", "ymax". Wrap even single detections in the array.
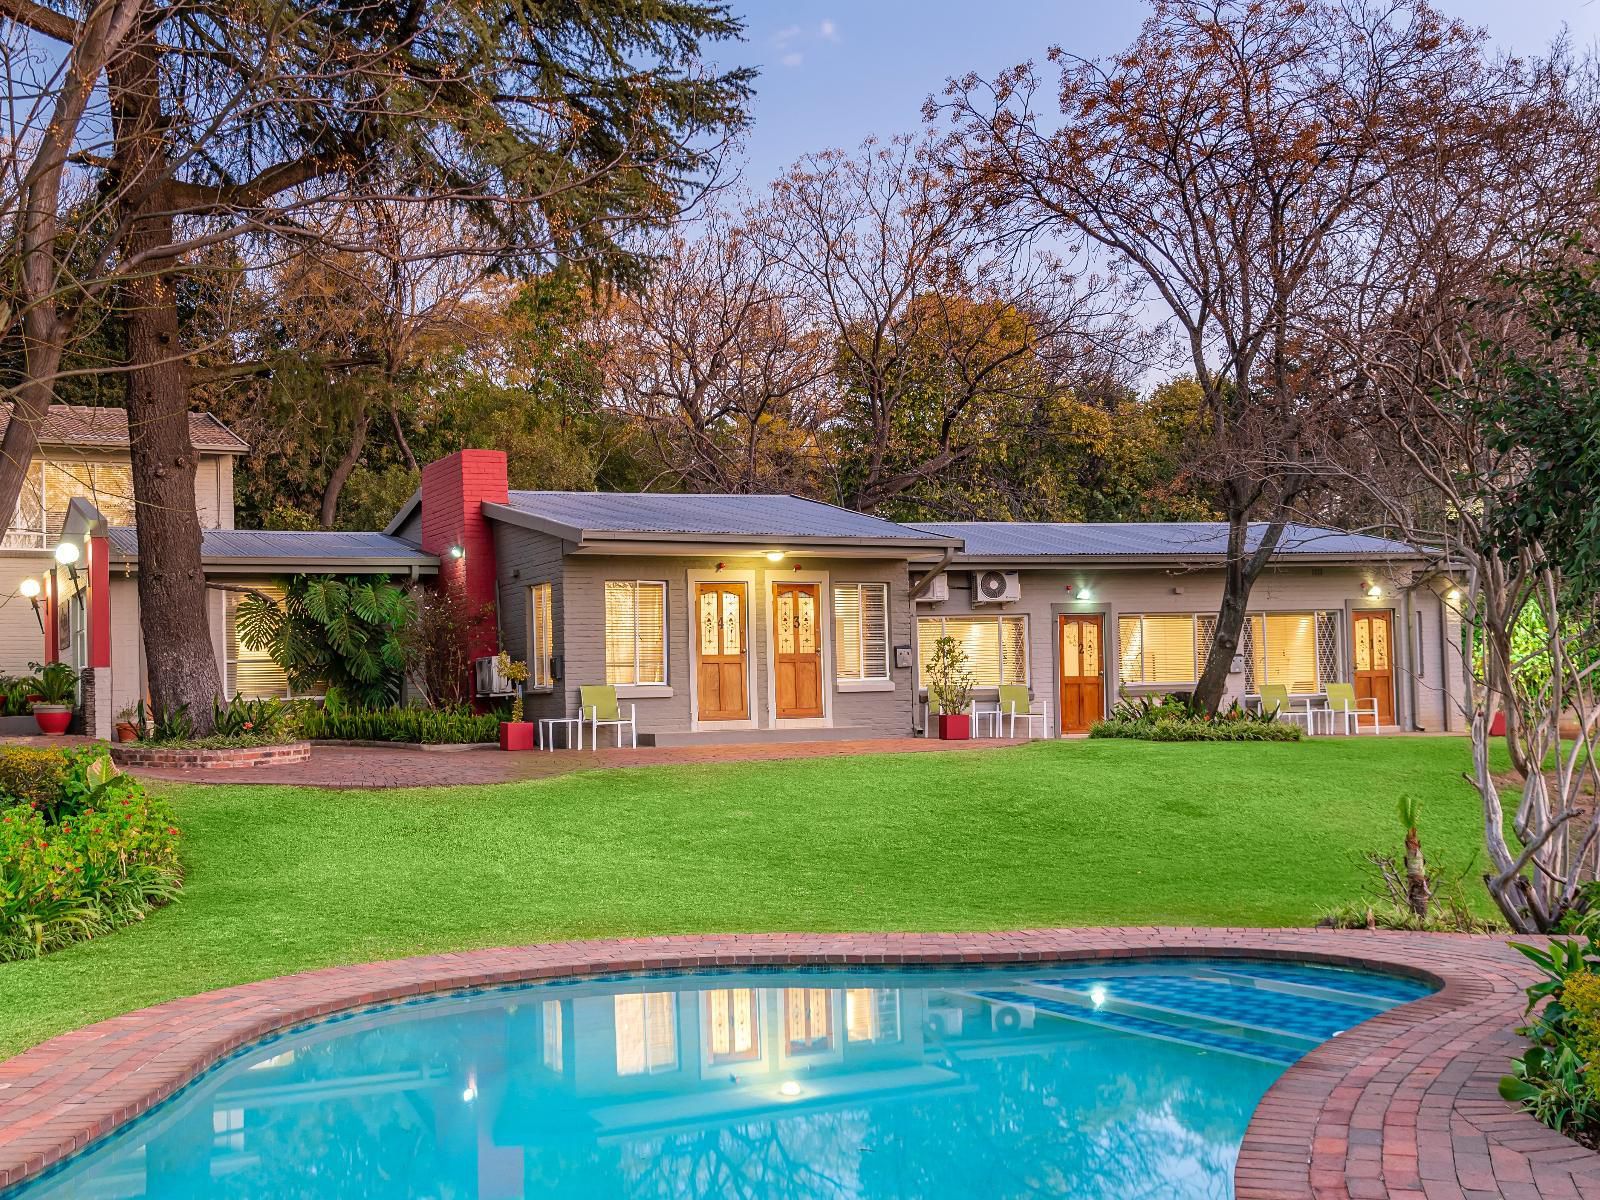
[
  {"xmin": 115, "ymin": 701, "xmax": 143, "ymax": 743},
  {"xmin": 496, "ymin": 652, "xmax": 534, "ymax": 751},
  {"xmin": 28, "ymin": 661, "xmax": 78, "ymax": 735},
  {"xmin": 924, "ymin": 635, "xmax": 975, "ymax": 740}
]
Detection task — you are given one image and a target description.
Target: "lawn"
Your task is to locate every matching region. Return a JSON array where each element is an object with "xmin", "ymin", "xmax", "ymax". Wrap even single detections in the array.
[{"xmin": 0, "ymin": 736, "xmax": 1492, "ymax": 1059}]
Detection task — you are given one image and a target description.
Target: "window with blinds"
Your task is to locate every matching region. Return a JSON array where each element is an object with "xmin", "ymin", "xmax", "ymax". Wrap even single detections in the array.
[
  {"xmin": 225, "ymin": 585, "xmax": 293, "ymax": 699},
  {"xmin": 916, "ymin": 615, "xmax": 1028, "ymax": 688},
  {"xmin": 614, "ymin": 992, "xmax": 678, "ymax": 1076},
  {"xmin": 1195, "ymin": 610, "xmax": 1343, "ymax": 694},
  {"xmin": 604, "ymin": 581, "xmax": 667, "ymax": 686},
  {"xmin": 3, "ymin": 459, "xmax": 137, "ymax": 550},
  {"xmin": 833, "ymin": 583, "xmax": 890, "ymax": 681},
  {"xmin": 1118, "ymin": 615, "xmax": 1199, "ymax": 685},
  {"xmin": 527, "ymin": 583, "xmax": 554, "ymax": 688}
]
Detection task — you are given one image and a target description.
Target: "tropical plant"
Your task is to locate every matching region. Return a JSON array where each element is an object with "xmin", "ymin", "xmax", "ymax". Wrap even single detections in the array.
[
  {"xmin": 236, "ymin": 576, "xmax": 415, "ymax": 707},
  {"xmin": 294, "ymin": 704, "xmax": 500, "ymax": 745},
  {"xmin": 924, "ymin": 636, "xmax": 975, "ymax": 716},
  {"xmin": 27, "ymin": 662, "xmax": 77, "ymax": 706},
  {"xmin": 0, "ymin": 677, "xmax": 34, "ymax": 717},
  {"xmin": 1502, "ymin": 941, "xmax": 1600, "ymax": 1146},
  {"xmin": 211, "ymin": 697, "xmax": 298, "ymax": 743}
]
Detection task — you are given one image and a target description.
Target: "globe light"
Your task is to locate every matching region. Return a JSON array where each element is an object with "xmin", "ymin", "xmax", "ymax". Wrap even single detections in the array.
[
  {"xmin": 53, "ymin": 540, "xmax": 79, "ymax": 566},
  {"xmin": 765, "ymin": 551, "xmax": 786, "ymax": 563},
  {"xmin": 18, "ymin": 578, "xmax": 40, "ymax": 599}
]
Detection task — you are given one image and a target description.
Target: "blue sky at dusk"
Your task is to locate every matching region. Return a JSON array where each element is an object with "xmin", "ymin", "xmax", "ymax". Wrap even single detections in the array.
[{"xmin": 723, "ymin": 1, "xmax": 1600, "ymax": 189}]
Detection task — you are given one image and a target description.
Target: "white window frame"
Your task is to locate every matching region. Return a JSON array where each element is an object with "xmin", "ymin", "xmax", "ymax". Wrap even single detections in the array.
[
  {"xmin": 604, "ymin": 579, "xmax": 668, "ymax": 687},
  {"xmin": 833, "ymin": 582, "xmax": 892, "ymax": 689},
  {"xmin": 3, "ymin": 458, "xmax": 138, "ymax": 550},
  {"xmin": 526, "ymin": 582, "xmax": 554, "ymax": 691},
  {"xmin": 915, "ymin": 614, "xmax": 1030, "ymax": 689}
]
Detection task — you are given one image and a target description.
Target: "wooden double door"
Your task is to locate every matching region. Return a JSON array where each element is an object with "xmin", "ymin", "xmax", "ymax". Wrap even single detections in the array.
[
  {"xmin": 694, "ymin": 580, "xmax": 825, "ymax": 722},
  {"xmin": 1352, "ymin": 610, "xmax": 1396, "ymax": 726},
  {"xmin": 1058, "ymin": 614, "xmax": 1105, "ymax": 734}
]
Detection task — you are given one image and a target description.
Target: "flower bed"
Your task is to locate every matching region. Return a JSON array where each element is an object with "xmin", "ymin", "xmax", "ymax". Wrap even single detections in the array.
[
  {"xmin": 1090, "ymin": 694, "xmax": 1303, "ymax": 742},
  {"xmin": 0, "ymin": 746, "xmax": 181, "ymax": 961}
]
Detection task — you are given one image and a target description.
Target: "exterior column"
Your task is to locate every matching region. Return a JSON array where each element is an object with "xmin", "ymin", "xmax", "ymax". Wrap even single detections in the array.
[
  {"xmin": 43, "ymin": 568, "xmax": 59, "ymax": 663},
  {"xmin": 83, "ymin": 534, "xmax": 113, "ymax": 740}
]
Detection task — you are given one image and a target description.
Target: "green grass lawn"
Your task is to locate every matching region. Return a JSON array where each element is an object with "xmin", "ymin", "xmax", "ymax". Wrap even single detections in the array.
[{"xmin": 0, "ymin": 736, "xmax": 1492, "ymax": 1059}]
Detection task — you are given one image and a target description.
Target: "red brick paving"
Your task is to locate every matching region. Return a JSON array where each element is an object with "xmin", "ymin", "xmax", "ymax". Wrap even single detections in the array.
[
  {"xmin": 0, "ymin": 928, "xmax": 1592, "ymax": 1196},
  {"xmin": 129, "ymin": 736, "xmax": 1030, "ymax": 788}
]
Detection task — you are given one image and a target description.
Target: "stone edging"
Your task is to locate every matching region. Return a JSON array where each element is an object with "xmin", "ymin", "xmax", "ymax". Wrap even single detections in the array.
[
  {"xmin": 309, "ymin": 738, "xmax": 498, "ymax": 753},
  {"xmin": 108, "ymin": 740, "xmax": 311, "ymax": 769},
  {"xmin": 0, "ymin": 928, "xmax": 1594, "ymax": 1197}
]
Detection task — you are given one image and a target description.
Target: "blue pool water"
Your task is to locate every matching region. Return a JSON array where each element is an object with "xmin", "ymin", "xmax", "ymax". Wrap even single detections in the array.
[{"xmin": 5, "ymin": 959, "xmax": 1433, "ymax": 1200}]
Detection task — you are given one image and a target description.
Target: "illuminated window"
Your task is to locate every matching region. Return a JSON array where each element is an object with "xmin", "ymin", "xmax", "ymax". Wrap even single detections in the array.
[
  {"xmin": 1197, "ymin": 610, "xmax": 1343, "ymax": 694},
  {"xmin": 916, "ymin": 616, "xmax": 1028, "ymax": 688},
  {"xmin": 212, "ymin": 1107, "xmax": 245, "ymax": 1152},
  {"xmin": 542, "ymin": 999, "xmax": 563, "ymax": 1074},
  {"xmin": 604, "ymin": 581, "xmax": 667, "ymax": 686},
  {"xmin": 705, "ymin": 988, "xmax": 762, "ymax": 1066},
  {"xmin": 784, "ymin": 988, "xmax": 834, "ymax": 1055},
  {"xmin": 225, "ymin": 584, "xmax": 292, "ymax": 700},
  {"xmin": 1117, "ymin": 615, "xmax": 1199, "ymax": 685},
  {"xmin": 614, "ymin": 992, "xmax": 678, "ymax": 1076},
  {"xmin": 834, "ymin": 584, "xmax": 890, "ymax": 681},
  {"xmin": 845, "ymin": 989, "xmax": 902, "ymax": 1044},
  {"xmin": 3, "ymin": 459, "xmax": 136, "ymax": 549},
  {"xmin": 527, "ymin": 583, "xmax": 554, "ymax": 688}
]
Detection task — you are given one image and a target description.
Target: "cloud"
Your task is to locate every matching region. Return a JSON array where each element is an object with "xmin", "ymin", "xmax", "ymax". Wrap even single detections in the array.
[
  {"xmin": 781, "ymin": 51, "xmax": 804, "ymax": 67},
  {"xmin": 773, "ymin": 23, "xmax": 802, "ymax": 46},
  {"xmin": 819, "ymin": 18, "xmax": 838, "ymax": 41}
]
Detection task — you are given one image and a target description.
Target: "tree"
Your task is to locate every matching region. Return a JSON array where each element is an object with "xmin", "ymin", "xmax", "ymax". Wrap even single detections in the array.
[
  {"xmin": 940, "ymin": 0, "xmax": 1509, "ymax": 711},
  {"xmin": 0, "ymin": 0, "xmax": 753, "ymax": 729}
]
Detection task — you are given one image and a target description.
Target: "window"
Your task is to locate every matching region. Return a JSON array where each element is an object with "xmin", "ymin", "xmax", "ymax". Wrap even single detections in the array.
[
  {"xmin": 1195, "ymin": 610, "xmax": 1344, "ymax": 694},
  {"xmin": 604, "ymin": 581, "xmax": 667, "ymax": 686},
  {"xmin": 1118, "ymin": 615, "xmax": 1200, "ymax": 685},
  {"xmin": 916, "ymin": 616, "xmax": 1028, "ymax": 688},
  {"xmin": 845, "ymin": 989, "xmax": 902, "ymax": 1044},
  {"xmin": 527, "ymin": 583, "xmax": 554, "ymax": 688},
  {"xmin": 225, "ymin": 585, "xmax": 293, "ymax": 700},
  {"xmin": 784, "ymin": 988, "xmax": 835, "ymax": 1056},
  {"xmin": 542, "ymin": 1000, "xmax": 563, "ymax": 1074},
  {"xmin": 3, "ymin": 459, "xmax": 136, "ymax": 550},
  {"xmin": 614, "ymin": 992, "xmax": 678, "ymax": 1076},
  {"xmin": 833, "ymin": 584, "xmax": 890, "ymax": 681},
  {"xmin": 705, "ymin": 988, "xmax": 762, "ymax": 1066}
]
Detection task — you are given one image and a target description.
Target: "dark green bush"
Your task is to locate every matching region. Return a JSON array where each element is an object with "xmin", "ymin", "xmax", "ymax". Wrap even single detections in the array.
[
  {"xmin": 1503, "ymin": 942, "xmax": 1600, "ymax": 1147},
  {"xmin": 1089, "ymin": 692, "xmax": 1303, "ymax": 742},
  {"xmin": 296, "ymin": 704, "xmax": 499, "ymax": 745},
  {"xmin": 0, "ymin": 676, "xmax": 34, "ymax": 717}
]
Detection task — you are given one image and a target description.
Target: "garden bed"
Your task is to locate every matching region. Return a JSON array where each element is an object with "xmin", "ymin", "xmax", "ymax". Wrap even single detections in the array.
[{"xmin": 110, "ymin": 741, "xmax": 312, "ymax": 770}]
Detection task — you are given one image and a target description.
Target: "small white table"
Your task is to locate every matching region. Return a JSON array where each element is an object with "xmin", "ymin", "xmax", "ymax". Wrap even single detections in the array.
[{"xmin": 538, "ymin": 716, "xmax": 583, "ymax": 752}]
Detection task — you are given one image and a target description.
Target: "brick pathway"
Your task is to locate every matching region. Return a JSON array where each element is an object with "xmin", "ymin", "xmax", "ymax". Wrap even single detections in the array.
[
  {"xmin": 0, "ymin": 928, "xmax": 1592, "ymax": 1197},
  {"xmin": 129, "ymin": 735, "xmax": 1029, "ymax": 788}
]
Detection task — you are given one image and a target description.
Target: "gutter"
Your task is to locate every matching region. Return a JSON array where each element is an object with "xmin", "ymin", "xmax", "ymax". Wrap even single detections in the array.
[{"xmin": 908, "ymin": 546, "xmax": 957, "ymax": 600}]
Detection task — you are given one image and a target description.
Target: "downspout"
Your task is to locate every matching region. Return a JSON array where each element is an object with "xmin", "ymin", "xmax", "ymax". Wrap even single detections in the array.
[
  {"xmin": 908, "ymin": 546, "xmax": 957, "ymax": 601},
  {"xmin": 1438, "ymin": 586, "xmax": 1452, "ymax": 733},
  {"xmin": 1403, "ymin": 586, "xmax": 1423, "ymax": 731}
]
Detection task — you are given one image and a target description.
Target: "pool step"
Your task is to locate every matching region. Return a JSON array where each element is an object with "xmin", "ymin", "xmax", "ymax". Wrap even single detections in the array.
[
  {"xmin": 1200, "ymin": 963, "xmax": 1431, "ymax": 1006},
  {"xmin": 1031, "ymin": 975, "xmax": 1374, "ymax": 1042}
]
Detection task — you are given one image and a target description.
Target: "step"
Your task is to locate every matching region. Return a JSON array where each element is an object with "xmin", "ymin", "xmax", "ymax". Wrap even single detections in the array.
[{"xmin": 639, "ymin": 726, "xmax": 889, "ymax": 747}]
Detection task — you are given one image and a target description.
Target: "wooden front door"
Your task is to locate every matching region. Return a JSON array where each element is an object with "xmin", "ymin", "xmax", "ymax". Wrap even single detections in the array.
[
  {"xmin": 1058, "ymin": 614, "xmax": 1105, "ymax": 734},
  {"xmin": 773, "ymin": 582, "xmax": 824, "ymax": 719},
  {"xmin": 1352, "ymin": 610, "xmax": 1395, "ymax": 726},
  {"xmin": 695, "ymin": 582, "xmax": 748, "ymax": 721}
]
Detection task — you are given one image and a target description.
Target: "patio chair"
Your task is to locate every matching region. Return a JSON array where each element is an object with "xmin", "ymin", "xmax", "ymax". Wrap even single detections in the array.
[
  {"xmin": 580, "ymin": 684, "xmax": 637, "ymax": 749},
  {"xmin": 1258, "ymin": 683, "xmax": 1313, "ymax": 733},
  {"xmin": 980, "ymin": 684, "xmax": 1047, "ymax": 739},
  {"xmin": 1321, "ymin": 683, "xmax": 1380, "ymax": 735}
]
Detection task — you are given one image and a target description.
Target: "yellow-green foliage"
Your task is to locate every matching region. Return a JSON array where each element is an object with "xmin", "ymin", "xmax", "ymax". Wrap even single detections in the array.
[
  {"xmin": 0, "ymin": 747, "xmax": 69, "ymax": 807},
  {"xmin": 1563, "ymin": 971, "xmax": 1600, "ymax": 1091}
]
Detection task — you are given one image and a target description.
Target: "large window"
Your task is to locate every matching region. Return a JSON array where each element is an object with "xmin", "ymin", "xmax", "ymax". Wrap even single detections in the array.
[
  {"xmin": 225, "ymin": 585, "xmax": 293, "ymax": 699},
  {"xmin": 4, "ymin": 460, "xmax": 136, "ymax": 550},
  {"xmin": 614, "ymin": 992, "xmax": 678, "ymax": 1077},
  {"xmin": 1118, "ymin": 615, "xmax": 1200, "ymax": 685},
  {"xmin": 705, "ymin": 988, "xmax": 762, "ymax": 1066},
  {"xmin": 527, "ymin": 583, "xmax": 554, "ymax": 688},
  {"xmin": 604, "ymin": 581, "xmax": 667, "ymax": 686},
  {"xmin": 916, "ymin": 616, "xmax": 1028, "ymax": 688},
  {"xmin": 833, "ymin": 583, "xmax": 890, "ymax": 682}
]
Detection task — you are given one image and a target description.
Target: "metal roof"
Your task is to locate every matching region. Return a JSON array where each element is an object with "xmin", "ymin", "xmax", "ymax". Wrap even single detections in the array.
[
  {"xmin": 106, "ymin": 528, "xmax": 436, "ymax": 570},
  {"xmin": 910, "ymin": 521, "xmax": 1425, "ymax": 561},
  {"xmin": 0, "ymin": 403, "xmax": 249, "ymax": 453},
  {"xmin": 491, "ymin": 491, "xmax": 960, "ymax": 548}
]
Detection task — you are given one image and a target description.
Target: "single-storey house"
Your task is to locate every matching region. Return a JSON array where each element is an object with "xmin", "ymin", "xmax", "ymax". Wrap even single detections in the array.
[{"xmin": 5, "ymin": 411, "xmax": 1463, "ymax": 743}]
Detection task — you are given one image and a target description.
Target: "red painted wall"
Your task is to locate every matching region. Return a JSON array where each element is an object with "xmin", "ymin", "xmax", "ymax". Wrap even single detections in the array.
[{"xmin": 419, "ymin": 450, "xmax": 508, "ymax": 662}]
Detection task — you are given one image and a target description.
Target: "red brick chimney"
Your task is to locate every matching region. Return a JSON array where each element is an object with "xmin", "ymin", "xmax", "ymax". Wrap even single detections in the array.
[{"xmin": 419, "ymin": 450, "xmax": 507, "ymax": 661}]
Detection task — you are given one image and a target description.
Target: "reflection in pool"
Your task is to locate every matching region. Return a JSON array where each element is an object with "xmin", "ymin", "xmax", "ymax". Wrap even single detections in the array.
[{"xmin": 5, "ymin": 959, "xmax": 1432, "ymax": 1199}]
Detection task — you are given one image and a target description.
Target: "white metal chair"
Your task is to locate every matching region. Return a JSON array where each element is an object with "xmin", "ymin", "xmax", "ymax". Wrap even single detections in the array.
[
  {"xmin": 987, "ymin": 684, "xmax": 1047, "ymax": 738},
  {"xmin": 580, "ymin": 684, "xmax": 637, "ymax": 749},
  {"xmin": 1318, "ymin": 683, "xmax": 1380, "ymax": 735},
  {"xmin": 1257, "ymin": 683, "xmax": 1314, "ymax": 733}
]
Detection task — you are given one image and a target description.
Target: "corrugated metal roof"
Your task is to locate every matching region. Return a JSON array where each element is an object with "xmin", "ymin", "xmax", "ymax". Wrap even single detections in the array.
[
  {"xmin": 499, "ymin": 491, "xmax": 951, "ymax": 542},
  {"xmin": 0, "ymin": 404, "xmax": 249, "ymax": 453},
  {"xmin": 911, "ymin": 521, "xmax": 1424, "ymax": 559},
  {"xmin": 107, "ymin": 528, "xmax": 433, "ymax": 562}
]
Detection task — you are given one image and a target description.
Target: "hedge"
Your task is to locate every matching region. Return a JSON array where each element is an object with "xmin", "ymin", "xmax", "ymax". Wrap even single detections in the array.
[{"xmin": 296, "ymin": 704, "xmax": 500, "ymax": 745}]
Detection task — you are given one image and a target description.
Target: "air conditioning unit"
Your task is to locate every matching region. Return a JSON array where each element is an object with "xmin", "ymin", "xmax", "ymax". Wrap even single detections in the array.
[
  {"xmin": 474, "ymin": 655, "xmax": 516, "ymax": 697},
  {"xmin": 986, "ymin": 1000, "xmax": 1037, "ymax": 1033},
  {"xmin": 971, "ymin": 570, "xmax": 1021, "ymax": 604},
  {"xmin": 917, "ymin": 572, "xmax": 950, "ymax": 603},
  {"xmin": 924, "ymin": 1004, "xmax": 964, "ymax": 1038}
]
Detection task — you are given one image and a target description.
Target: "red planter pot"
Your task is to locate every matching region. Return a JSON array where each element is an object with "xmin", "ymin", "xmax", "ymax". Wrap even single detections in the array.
[
  {"xmin": 33, "ymin": 706, "xmax": 72, "ymax": 736},
  {"xmin": 937, "ymin": 713, "xmax": 971, "ymax": 741},
  {"xmin": 499, "ymin": 721, "xmax": 535, "ymax": 752}
]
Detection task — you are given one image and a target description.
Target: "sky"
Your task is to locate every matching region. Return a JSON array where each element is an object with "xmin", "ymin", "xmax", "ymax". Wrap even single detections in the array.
[{"xmin": 722, "ymin": 0, "xmax": 1600, "ymax": 191}]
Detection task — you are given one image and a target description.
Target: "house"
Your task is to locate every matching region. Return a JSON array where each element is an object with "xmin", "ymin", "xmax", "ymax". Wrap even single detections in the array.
[{"xmin": 6, "ymin": 415, "xmax": 1462, "ymax": 742}]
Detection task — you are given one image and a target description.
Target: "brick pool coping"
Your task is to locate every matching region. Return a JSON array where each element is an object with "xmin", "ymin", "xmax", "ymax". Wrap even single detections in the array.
[{"xmin": 1, "ymin": 928, "xmax": 1595, "ymax": 1198}]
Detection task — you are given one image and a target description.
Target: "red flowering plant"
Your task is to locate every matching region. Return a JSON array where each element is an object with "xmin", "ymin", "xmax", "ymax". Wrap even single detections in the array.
[{"xmin": 1, "ymin": 747, "xmax": 182, "ymax": 961}]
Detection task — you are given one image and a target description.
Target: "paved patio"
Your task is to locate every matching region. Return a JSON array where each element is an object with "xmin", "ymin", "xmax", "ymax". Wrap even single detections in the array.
[
  {"xmin": 126, "ymin": 735, "xmax": 1029, "ymax": 788},
  {"xmin": 0, "ymin": 928, "xmax": 1593, "ymax": 1198}
]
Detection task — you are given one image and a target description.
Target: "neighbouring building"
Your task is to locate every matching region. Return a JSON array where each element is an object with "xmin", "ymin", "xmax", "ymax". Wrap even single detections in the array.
[{"xmin": 4, "ymin": 409, "xmax": 1465, "ymax": 743}]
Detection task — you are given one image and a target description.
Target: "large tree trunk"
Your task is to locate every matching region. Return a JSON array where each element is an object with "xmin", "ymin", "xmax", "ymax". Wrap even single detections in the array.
[
  {"xmin": 111, "ymin": 15, "xmax": 222, "ymax": 730},
  {"xmin": 1192, "ymin": 501, "xmax": 1295, "ymax": 714},
  {"xmin": 319, "ymin": 403, "xmax": 369, "ymax": 527}
]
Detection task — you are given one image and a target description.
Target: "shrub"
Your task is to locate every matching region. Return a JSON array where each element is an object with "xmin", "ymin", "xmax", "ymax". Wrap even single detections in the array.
[
  {"xmin": 1089, "ymin": 692, "xmax": 1302, "ymax": 741},
  {"xmin": 1503, "ymin": 942, "xmax": 1600, "ymax": 1146},
  {"xmin": 235, "ymin": 576, "xmax": 415, "ymax": 707},
  {"xmin": 0, "ymin": 676, "xmax": 34, "ymax": 717},
  {"xmin": 0, "ymin": 749, "xmax": 182, "ymax": 961},
  {"xmin": 403, "ymin": 579, "xmax": 495, "ymax": 708},
  {"xmin": 0, "ymin": 747, "xmax": 69, "ymax": 812},
  {"xmin": 296, "ymin": 704, "xmax": 500, "ymax": 745},
  {"xmin": 210, "ymin": 696, "xmax": 299, "ymax": 743}
]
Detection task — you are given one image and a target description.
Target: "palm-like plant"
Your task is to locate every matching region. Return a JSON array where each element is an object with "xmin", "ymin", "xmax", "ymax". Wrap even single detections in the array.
[{"xmin": 236, "ymin": 577, "xmax": 415, "ymax": 707}]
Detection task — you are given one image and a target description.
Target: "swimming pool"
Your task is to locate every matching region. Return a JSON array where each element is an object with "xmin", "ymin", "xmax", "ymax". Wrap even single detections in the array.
[{"xmin": 3, "ymin": 958, "xmax": 1433, "ymax": 1199}]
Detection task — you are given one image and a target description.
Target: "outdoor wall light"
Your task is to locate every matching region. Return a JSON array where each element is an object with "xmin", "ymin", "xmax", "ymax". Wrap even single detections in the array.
[
  {"xmin": 1366, "ymin": 583, "xmax": 1383, "ymax": 599},
  {"xmin": 1447, "ymin": 587, "xmax": 1463, "ymax": 603},
  {"xmin": 1075, "ymin": 585, "xmax": 1093, "ymax": 601},
  {"xmin": 779, "ymin": 1081, "xmax": 802, "ymax": 1098},
  {"xmin": 53, "ymin": 540, "xmax": 79, "ymax": 566},
  {"xmin": 765, "ymin": 551, "xmax": 786, "ymax": 563},
  {"xmin": 19, "ymin": 577, "xmax": 41, "ymax": 633},
  {"xmin": 446, "ymin": 543, "xmax": 465, "ymax": 560}
]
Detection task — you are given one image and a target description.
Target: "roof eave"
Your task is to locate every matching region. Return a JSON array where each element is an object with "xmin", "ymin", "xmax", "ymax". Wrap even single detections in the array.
[{"xmin": 948, "ymin": 551, "xmax": 1427, "ymax": 567}]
